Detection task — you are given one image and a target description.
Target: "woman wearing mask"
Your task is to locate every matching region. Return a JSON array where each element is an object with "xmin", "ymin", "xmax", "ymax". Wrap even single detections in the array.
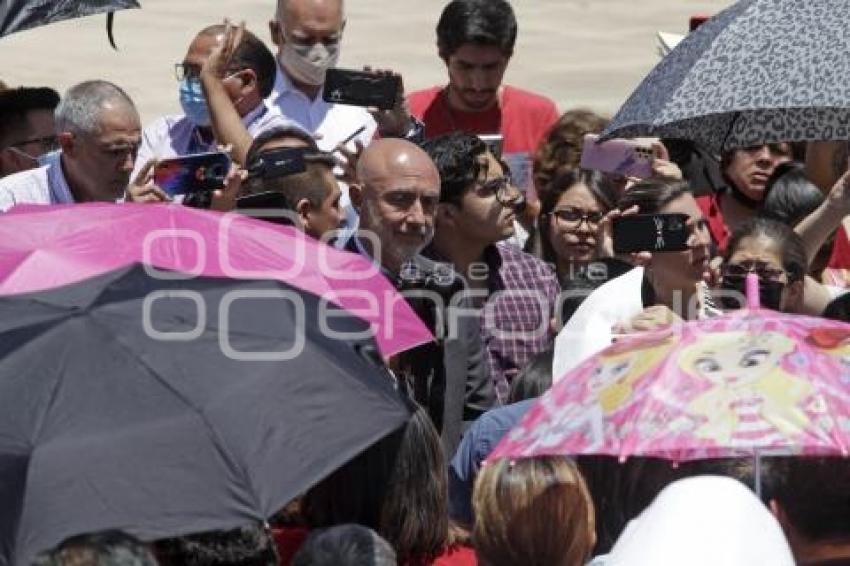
[
  {"xmin": 717, "ymin": 218, "xmax": 807, "ymax": 313},
  {"xmin": 552, "ymin": 179, "xmax": 715, "ymax": 379}
]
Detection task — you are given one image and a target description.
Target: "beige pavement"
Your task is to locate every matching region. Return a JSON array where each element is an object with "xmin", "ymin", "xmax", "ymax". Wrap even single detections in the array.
[{"xmin": 0, "ymin": 0, "xmax": 730, "ymax": 125}]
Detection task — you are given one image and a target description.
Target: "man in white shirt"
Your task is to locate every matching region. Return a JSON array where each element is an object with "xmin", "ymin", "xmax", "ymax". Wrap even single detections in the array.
[{"xmin": 0, "ymin": 80, "xmax": 141, "ymax": 212}]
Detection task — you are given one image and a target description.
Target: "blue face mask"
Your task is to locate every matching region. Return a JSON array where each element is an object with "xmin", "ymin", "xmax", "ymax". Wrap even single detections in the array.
[{"xmin": 179, "ymin": 78, "xmax": 211, "ymax": 127}]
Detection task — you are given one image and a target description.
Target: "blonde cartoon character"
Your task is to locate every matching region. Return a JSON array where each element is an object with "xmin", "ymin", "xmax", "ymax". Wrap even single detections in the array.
[
  {"xmin": 679, "ymin": 331, "xmax": 813, "ymax": 447},
  {"xmin": 529, "ymin": 335, "xmax": 676, "ymax": 451}
]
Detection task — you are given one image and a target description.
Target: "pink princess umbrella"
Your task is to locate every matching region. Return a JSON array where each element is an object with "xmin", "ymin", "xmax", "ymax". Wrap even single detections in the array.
[
  {"xmin": 491, "ymin": 275, "xmax": 850, "ymax": 493},
  {"xmin": 0, "ymin": 203, "xmax": 433, "ymax": 357}
]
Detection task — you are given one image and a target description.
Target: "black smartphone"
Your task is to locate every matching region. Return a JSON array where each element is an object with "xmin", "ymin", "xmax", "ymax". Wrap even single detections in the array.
[
  {"xmin": 613, "ymin": 213, "xmax": 690, "ymax": 254},
  {"xmin": 323, "ymin": 68, "xmax": 400, "ymax": 110},
  {"xmin": 154, "ymin": 152, "xmax": 231, "ymax": 197},
  {"xmin": 248, "ymin": 147, "xmax": 308, "ymax": 180}
]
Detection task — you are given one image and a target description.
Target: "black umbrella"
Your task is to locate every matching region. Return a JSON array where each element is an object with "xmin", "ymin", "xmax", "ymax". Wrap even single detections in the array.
[
  {"xmin": 0, "ymin": 264, "xmax": 410, "ymax": 566},
  {"xmin": 0, "ymin": 0, "xmax": 140, "ymax": 48},
  {"xmin": 603, "ymin": 0, "xmax": 850, "ymax": 154}
]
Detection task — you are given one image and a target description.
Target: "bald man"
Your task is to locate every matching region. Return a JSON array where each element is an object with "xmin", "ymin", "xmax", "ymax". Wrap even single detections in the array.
[{"xmin": 344, "ymin": 139, "xmax": 496, "ymax": 455}]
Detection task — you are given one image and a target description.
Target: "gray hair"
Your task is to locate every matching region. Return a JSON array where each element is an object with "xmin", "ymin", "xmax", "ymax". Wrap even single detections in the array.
[
  {"xmin": 275, "ymin": 0, "xmax": 345, "ymax": 23},
  {"xmin": 54, "ymin": 80, "xmax": 137, "ymax": 136}
]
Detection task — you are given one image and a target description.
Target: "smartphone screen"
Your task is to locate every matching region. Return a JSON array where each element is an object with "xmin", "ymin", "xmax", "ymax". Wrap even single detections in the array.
[
  {"xmin": 323, "ymin": 69, "xmax": 400, "ymax": 110},
  {"xmin": 154, "ymin": 152, "xmax": 231, "ymax": 197},
  {"xmin": 612, "ymin": 214, "xmax": 690, "ymax": 254}
]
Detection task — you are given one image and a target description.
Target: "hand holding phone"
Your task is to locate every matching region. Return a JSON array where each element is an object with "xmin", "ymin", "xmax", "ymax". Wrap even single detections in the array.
[
  {"xmin": 612, "ymin": 213, "xmax": 690, "ymax": 254},
  {"xmin": 323, "ymin": 68, "xmax": 401, "ymax": 110},
  {"xmin": 153, "ymin": 152, "xmax": 232, "ymax": 197},
  {"xmin": 580, "ymin": 134, "xmax": 654, "ymax": 180}
]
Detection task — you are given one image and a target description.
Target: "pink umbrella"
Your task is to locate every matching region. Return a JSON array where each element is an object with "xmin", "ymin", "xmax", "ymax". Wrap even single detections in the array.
[
  {"xmin": 491, "ymin": 276, "xmax": 850, "ymax": 468},
  {"xmin": 0, "ymin": 203, "xmax": 433, "ymax": 356}
]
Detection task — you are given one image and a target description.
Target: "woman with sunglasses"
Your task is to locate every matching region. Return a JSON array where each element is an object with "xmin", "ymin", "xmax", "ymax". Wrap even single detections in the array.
[{"xmin": 718, "ymin": 218, "xmax": 807, "ymax": 313}]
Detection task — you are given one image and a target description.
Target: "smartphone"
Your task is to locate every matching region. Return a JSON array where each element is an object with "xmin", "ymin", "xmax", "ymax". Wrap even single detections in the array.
[
  {"xmin": 248, "ymin": 147, "xmax": 308, "ymax": 180},
  {"xmin": 580, "ymin": 134, "xmax": 654, "ymax": 180},
  {"xmin": 612, "ymin": 213, "xmax": 690, "ymax": 254},
  {"xmin": 323, "ymin": 68, "xmax": 400, "ymax": 110},
  {"xmin": 479, "ymin": 134, "xmax": 503, "ymax": 159},
  {"xmin": 154, "ymin": 152, "xmax": 231, "ymax": 197}
]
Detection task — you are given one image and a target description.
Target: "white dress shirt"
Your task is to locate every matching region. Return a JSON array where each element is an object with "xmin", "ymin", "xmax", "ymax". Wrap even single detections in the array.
[
  {"xmin": 0, "ymin": 151, "xmax": 74, "ymax": 212},
  {"xmin": 267, "ymin": 67, "xmax": 377, "ymax": 240}
]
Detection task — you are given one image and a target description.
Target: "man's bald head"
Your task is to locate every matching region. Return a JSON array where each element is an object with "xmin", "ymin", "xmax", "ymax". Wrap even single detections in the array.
[
  {"xmin": 353, "ymin": 139, "xmax": 441, "ymax": 273},
  {"xmin": 276, "ymin": 0, "xmax": 344, "ymax": 24}
]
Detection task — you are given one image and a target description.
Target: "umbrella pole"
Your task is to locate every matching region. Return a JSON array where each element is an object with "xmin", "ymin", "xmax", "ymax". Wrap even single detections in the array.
[{"xmin": 753, "ymin": 449, "xmax": 762, "ymax": 498}]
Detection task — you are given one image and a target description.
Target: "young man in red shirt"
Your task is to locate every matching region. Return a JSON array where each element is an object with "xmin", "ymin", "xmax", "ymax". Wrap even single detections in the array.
[{"xmin": 408, "ymin": 0, "xmax": 559, "ymax": 198}]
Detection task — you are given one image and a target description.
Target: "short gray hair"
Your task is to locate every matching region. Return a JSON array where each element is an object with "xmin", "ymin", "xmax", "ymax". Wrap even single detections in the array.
[
  {"xmin": 54, "ymin": 80, "xmax": 137, "ymax": 136},
  {"xmin": 275, "ymin": 0, "xmax": 345, "ymax": 24}
]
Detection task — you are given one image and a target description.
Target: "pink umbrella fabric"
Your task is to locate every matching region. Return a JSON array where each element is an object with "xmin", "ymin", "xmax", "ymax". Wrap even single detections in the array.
[
  {"xmin": 490, "ymin": 307, "xmax": 850, "ymax": 463},
  {"xmin": 0, "ymin": 203, "xmax": 433, "ymax": 356}
]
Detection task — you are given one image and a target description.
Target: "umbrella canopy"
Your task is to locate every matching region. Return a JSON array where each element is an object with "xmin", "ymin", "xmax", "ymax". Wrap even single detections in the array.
[
  {"xmin": 0, "ymin": 0, "xmax": 138, "ymax": 43},
  {"xmin": 0, "ymin": 264, "xmax": 411, "ymax": 566},
  {"xmin": 602, "ymin": 0, "xmax": 850, "ymax": 154},
  {"xmin": 491, "ymin": 308, "xmax": 850, "ymax": 464},
  {"xmin": 0, "ymin": 203, "xmax": 432, "ymax": 357}
]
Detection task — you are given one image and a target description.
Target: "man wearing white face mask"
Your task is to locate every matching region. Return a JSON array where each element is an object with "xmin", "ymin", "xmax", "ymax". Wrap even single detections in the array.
[{"xmin": 132, "ymin": 24, "xmax": 298, "ymax": 183}]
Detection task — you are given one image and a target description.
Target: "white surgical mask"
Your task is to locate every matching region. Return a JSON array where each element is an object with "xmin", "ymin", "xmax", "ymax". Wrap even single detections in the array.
[{"xmin": 279, "ymin": 40, "xmax": 339, "ymax": 86}]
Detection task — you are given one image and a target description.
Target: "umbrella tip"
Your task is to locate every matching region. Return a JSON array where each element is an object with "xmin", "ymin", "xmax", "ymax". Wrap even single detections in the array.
[{"xmin": 746, "ymin": 273, "xmax": 760, "ymax": 309}]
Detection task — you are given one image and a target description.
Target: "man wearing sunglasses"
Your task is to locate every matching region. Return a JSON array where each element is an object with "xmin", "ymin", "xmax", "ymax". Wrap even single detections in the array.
[
  {"xmin": 422, "ymin": 132, "xmax": 560, "ymax": 402},
  {"xmin": 0, "ymin": 86, "xmax": 60, "ymax": 178},
  {"xmin": 131, "ymin": 24, "xmax": 298, "ymax": 187},
  {"xmin": 0, "ymin": 81, "xmax": 141, "ymax": 212}
]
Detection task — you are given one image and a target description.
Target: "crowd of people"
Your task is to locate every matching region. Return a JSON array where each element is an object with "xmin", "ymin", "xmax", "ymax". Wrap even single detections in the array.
[{"xmin": 3, "ymin": 0, "xmax": 850, "ymax": 564}]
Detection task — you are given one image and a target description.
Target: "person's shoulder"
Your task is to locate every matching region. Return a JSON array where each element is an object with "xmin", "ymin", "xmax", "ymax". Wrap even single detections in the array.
[
  {"xmin": 502, "ymin": 85, "xmax": 558, "ymax": 113},
  {"xmin": 408, "ymin": 85, "xmax": 443, "ymax": 112},
  {"xmin": 144, "ymin": 114, "xmax": 186, "ymax": 132},
  {"xmin": 476, "ymin": 398, "xmax": 535, "ymax": 431},
  {"xmin": 0, "ymin": 165, "xmax": 47, "ymax": 191}
]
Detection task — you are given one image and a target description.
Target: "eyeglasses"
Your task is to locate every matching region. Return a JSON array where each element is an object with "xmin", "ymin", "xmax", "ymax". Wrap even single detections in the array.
[
  {"xmin": 722, "ymin": 261, "xmax": 787, "ymax": 282},
  {"xmin": 8, "ymin": 135, "xmax": 59, "ymax": 152},
  {"xmin": 551, "ymin": 207, "xmax": 605, "ymax": 229},
  {"xmin": 475, "ymin": 176, "xmax": 518, "ymax": 206},
  {"xmin": 174, "ymin": 63, "xmax": 202, "ymax": 82}
]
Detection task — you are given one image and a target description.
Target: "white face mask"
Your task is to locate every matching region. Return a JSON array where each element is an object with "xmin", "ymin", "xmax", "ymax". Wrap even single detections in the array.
[{"xmin": 278, "ymin": 40, "xmax": 339, "ymax": 86}]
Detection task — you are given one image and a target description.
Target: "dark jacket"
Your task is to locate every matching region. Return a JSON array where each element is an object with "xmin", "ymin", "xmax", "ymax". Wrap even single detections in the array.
[{"xmin": 341, "ymin": 237, "xmax": 496, "ymax": 455}]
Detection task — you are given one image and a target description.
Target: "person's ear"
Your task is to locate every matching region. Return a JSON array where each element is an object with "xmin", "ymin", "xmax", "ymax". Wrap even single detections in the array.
[
  {"xmin": 57, "ymin": 132, "xmax": 75, "ymax": 156},
  {"xmin": 269, "ymin": 20, "xmax": 282, "ymax": 47},
  {"xmin": 349, "ymin": 183, "xmax": 363, "ymax": 212},
  {"xmin": 295, "ymin": 198, "xmax": 311, "ymax": 229},
  {"xmin": 436, "ymin": 202, "xmax": 457, "ymax": 225},
  {"xmin": 235, "ymin": 69, "xmax": 257, "ymax": 96}
]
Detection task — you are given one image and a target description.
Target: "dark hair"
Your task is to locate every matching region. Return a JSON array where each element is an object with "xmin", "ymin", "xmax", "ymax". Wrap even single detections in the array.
[
  {"xmin": 421, "ymin": 132, "xmax": 489, "ymax": 205},
  {"xmin": 761, "ymin": 161, "xmax": 824, "ymax": 226},
  {"xmin": 530, "ymin": 168, "xmax": 617, "ymax": 266},
  {"xmin": 723, "ymin": 217, "xmax": 807, "ymax": 283},
  {"xmin": 198, "ymin": 25, "xmax": 278, "ymax": 99},
  {"xmin": 508, "ymin": 348, "xmax": 553, "ymax": 403},
  {"xmin": 302, "ymin": 404, "xmax": 449, "ymax": 564},
  {"xmin": 762, "ymin": 457, "xmax": 850, "ymax": 543},
  {"xmin": 617, "ymin": 179, "xmax": 692, "ymax": 214},
  {"xmin": 292, "ymin": 525, "xmax": 397, "ymax": 566},
  {"xmin": 154, "ymin": 524, "xmax": 278, "ymax": 566},
  {"xmin": 436, "ymin": 0, "xmax": 517, "ymax": 59},
  {"xmin": 244, "ymin": 126, "xmax": 335, "ymax": 208},
  {"xmin": 33, "ymin": 530, "xmax": 158, "ymax": 566},
  {"xmin": 533, "ymin": 109, "xmax": 610, "ymax": 191},
  {"xmin": 0, "ymin": 86, "xmax": 60, "ymax": 147}
]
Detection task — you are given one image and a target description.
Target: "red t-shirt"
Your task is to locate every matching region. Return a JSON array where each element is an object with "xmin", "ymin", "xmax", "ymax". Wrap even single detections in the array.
[
  {"xmin": 695, "ymin": 193, "xmax": 730, "ymax": 253},
  {"xmin": 408, "ymin": 85, "xmax": 559, "ymax": 155},
  {"xmin": 408, "ymin": 85, "xmax": 559, "ymax": 196}
]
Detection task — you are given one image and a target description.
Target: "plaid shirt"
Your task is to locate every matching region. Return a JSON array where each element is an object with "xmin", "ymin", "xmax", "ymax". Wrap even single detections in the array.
[
  {"xmin": 480, "ymin": 243, "xmax": 561, "ymax": 401},
  {"xmin": 426, "ymin": 242, "xmax": 561, "ymax": 402}
]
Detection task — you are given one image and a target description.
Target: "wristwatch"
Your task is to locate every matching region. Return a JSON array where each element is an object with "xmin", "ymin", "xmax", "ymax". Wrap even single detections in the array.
[{"xmin": 403, "ymin": 116, "xmax": 426, "ymax": 144}]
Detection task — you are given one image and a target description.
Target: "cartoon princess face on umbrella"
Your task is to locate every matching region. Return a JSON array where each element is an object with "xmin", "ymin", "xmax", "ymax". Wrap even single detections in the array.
[{"xmin": 679, "ymin": 331, "xmax": 814, "ymax": 448}]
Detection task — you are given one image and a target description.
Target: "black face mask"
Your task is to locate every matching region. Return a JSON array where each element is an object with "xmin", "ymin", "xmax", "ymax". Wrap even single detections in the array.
[{"xmin": 718, "ymin": 276, "xmax": 786, "ymax": 311}]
